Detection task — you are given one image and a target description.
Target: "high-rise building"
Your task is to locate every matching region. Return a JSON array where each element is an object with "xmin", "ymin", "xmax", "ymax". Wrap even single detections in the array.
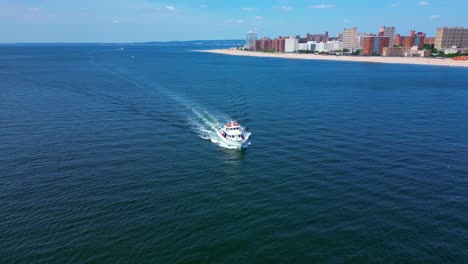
[
  {"xmin": 342, "ymin": 27, "xmax": 358, "ymax": 50},
  {"xmin": 362, "ymin": 37, "xmax": 390, "ymax": 55},
  {"xmin": 255, "ymin": 37, "xmax": 273, "ymax": 51},
  {"xmin": 401, "ymin": 36, "xmax": 425, "ymax": 49},
  {"xmin": 285, "ymin": 36, "xmax": 299, "ymax": 52},
  {"xmin": 263, "ymin": 37, "xmax": 273, "ymax": 50},
  {"xmin": 379, "ymin": 26, "xmax": 396, "ymax": 46},
  {"xmin": 272, "ymin": 37, "xmax": 286, "ymax": 52},
  {"xmin": 394, "ymin": 34, "xmax": 401, "ymax": 46},
  {"xmin": 357, "ymin": 33, "xmax": 375, "ymax": 49},
  {"xmin": 396, "ymin": 30, "xmax": 426, "ymax": 49},
  {"xmin": 306, "ymin": 32, "xmax": 329, "ymax": 43},
  {"xmin": 424, "ymin": 37, "xmax": 435, "ymax": 45},
  {"xmin": 435, "ymin": 27, "xmax": 468, "ymax": 49},
  {"xmin": 245, "ymin": 31, "xmax": 257, "ymax": 50}
]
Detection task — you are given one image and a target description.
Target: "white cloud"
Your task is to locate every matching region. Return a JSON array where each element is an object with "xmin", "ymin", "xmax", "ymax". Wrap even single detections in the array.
[
  {"xmin": 255, "ymin": 16, "xmax": 264, "ymax": 20},
  {"xmin": 165, "ymin": 5, "xmax": 175, "ymax": 11},
  {"xmin": 241, "ymin": 7, "xmax": 257, "ymax": 12},
  {"xmin": 343, "ymin": 18, "xmax": 351, "ymax": 23},
  {"xmin": 274, "ymin": 6, "xmax": 293, "ymax": 11},
  {"xmin": 419, "ymin": 1, "xmax": 429, "ymax": 6},
  {"xmin": 431, "ymin": 14, "xmax": 440, "ymax": 19},
  {"xmin": 309, "ymin": 4, "xmax": 335, "ymax": 9},
  {"xmin": 390, "ymin": 2, "xmax": 399, "ymax": 8},
  {"xmin": 112, "ymin": 19, "xmax": 120, "ymax": 23}
]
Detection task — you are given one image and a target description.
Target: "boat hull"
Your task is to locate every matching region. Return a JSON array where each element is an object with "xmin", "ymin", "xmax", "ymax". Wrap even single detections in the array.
[{"xmin": 216, "ymin": 130, "xmax": 250, "ymax": 149}]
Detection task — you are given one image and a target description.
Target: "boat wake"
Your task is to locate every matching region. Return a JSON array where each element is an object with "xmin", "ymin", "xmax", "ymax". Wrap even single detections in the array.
[
  {"xmin": 189, "ymin": 108, "xmax": 240, "ymax": 149},
  {"xmin": 87, "ymin": 50, "xmax": 247, "ymax": 150}
]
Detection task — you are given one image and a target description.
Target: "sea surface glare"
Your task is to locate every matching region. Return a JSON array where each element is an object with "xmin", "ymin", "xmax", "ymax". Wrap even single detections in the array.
[{"xmin": 1, "ymin": 44, "xmax": 468, "ymax": 263}]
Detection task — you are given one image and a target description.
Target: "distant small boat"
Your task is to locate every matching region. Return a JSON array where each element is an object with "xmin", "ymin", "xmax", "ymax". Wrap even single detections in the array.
[{"xmin": 216, "ymin": 120, "xmax": 251, "ymax": 149}]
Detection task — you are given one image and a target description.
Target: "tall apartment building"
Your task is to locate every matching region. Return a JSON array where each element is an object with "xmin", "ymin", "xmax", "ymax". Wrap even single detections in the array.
[
  {"xmin": 357, "ymin": 33, "xmax": 375, "ymax": 49},
  {"xmin": 285, "ymin": 36, "xmax": 299, "ymax": 53},
  {"xmin": 424, "ymin": 37, "xmax": 435, "ymax": 45},
  {"xmin": 394, "ymin": 34, "xmax": 401, "ymax": 46},
  {"xmin": 379, "ymin": 26, "xmax": 396, "ymax": 46},
  {"xmin": 306, "ymin": 32, "xmax": 329, "ymax": 43},
  {"xmin": 272, "ymin": 37, "xmax": 286, "ymax": 52},
  {"xmin": 342, "ymin": 27, "xmax": 358, "ymax": 50},
  {"xmin": 362, "ymin": 37, "xmax": 390, "ymax": 55},
  {"xmin": 401, "ymin": 36, "xmax": 425, "ymax": 49},
  {"xmin": 245, "ymin": 31, "xmax": 257, "ymax": 50},
  {"xmin": 261, "ymin": 37, "xmax": 273, "ymax": 50},
  {"xmin": 255, "ymin": 37, "xmax": 278, "ymax": 51},
  {"xmin": 435, "ymin": 27, "xmax": 468, "ymax": 49}
]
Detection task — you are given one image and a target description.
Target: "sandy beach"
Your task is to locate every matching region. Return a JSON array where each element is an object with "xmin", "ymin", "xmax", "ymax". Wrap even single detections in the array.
[{"xmin": 197, "ymin": 48, "xmax": 468, "ymax": 68}]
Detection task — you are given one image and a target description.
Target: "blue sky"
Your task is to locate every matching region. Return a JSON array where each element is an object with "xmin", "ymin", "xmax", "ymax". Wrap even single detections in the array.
[{"xmin": 0, "ymin": 0, "xmax": 466, "ymax": 42}]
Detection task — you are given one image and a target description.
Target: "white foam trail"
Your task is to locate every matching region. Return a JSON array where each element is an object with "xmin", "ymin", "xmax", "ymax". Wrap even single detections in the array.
[
  {"xmin": 163, "ymin": 92, "xmax": 240, "ymax": 149},
  {"xmin": 187, "ymin": 107, "xmax": 246, "ymax": 150},
  {"xmin": 189, "ymin": 108, "xmax": 232, "ymax": 149},
  {"xmin": 88, "ymin": 51, "xmax": 234, "ymax": 149}
]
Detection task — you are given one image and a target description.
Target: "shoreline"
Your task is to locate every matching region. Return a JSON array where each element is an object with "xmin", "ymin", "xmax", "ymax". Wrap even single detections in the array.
[{"xmin": 196, "ymin": 48, "xmax": 468, "ymax": 68}]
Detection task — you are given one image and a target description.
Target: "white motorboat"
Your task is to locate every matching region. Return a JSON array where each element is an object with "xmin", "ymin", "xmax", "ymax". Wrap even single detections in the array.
[{"xmin": 216, "ymin": 120, "xmax": 251, "ymax": 149}]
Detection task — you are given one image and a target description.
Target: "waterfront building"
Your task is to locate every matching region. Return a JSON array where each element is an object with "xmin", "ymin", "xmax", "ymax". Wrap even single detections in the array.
[
  {"xmin": 272, "ymin": 37, "xmax": 286, "ymax": 52},
  {"xmin": 306, "ymin": 32, "xmax": 329, "ymax": 43},
  {"xmin": 298, "ymin": 43, "xmax": 309, "ymax": 51},
  {"xmin": 443, "ymin": 48, "xmax": 468, "ymax": 54},
  {"xmin": 394, "ymin": 34, "xmax": 401, "ymax": 46},
  {"xmin": 435, "ymin": 26, "xmax": 468, "ymax": 49},
  {"xmin": 315, "ymin": 42, "xmax": 324, "ymax": 52},
  {"xmin": 296, "ymin": 41, "xmax": 319, "ymax": 51},
  {"xmin": 262, "ymin": 37, "xmax": 273, "ymax": 50},
  {"xmin": 394, "ymin": 30, "xmax": 426, "ymax": 49},
  {"xmin": 315, "ymin": 41, "xmax": 343, "ymax": 52},
  {"xmin": 424, "ymin": 37, "xmax": 435, "ymax": 45},
  {"xmin": 382, "ymin": 47, "xmax": 411, "ymax": 57},
  {"xmin": 362, "ymin": 37, "xmax": 390, "ymax": 55},
  {"xmin": 401, "ymin": 36, "xmax": 425, "ymax": 49},
  {"xmin": 285, "ymin": 36, "xmax": 299, "ymax": 52},
  {"xmin": 342, "ymin": 27, "xmax": 358, "ymax": 50},
  {"xmin": 382, "ymin": 45, "xmax": 430, "ymax": 57},
  {"xmin": 418, "ymin": 50, "xmax": 431, "ymax": 57},
  {"xmin": 307, "ymin": 41, "xmax": 317, "ymax": 51},
  {"xmin": 379, "ymin": 26, "xmax": 396, "ymax": 47},
  {"xmin": 357, "ymin": 33, "xmax": 375, "ymax": 49},
  {"xmin": 328, "ymin": 41, "xmax": 343, "ymax": 51},
  {"xmin": 245, "ymin": 31, "xmax": 257, "ymax": 50},
  {"xmin": 254, "ymin": 37, "xmax": 273, "ymax": 51}
]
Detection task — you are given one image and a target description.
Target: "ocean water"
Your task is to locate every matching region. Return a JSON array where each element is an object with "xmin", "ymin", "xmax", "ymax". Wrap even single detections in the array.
[{"xmin": 1, "ymin": 44, "xmax": 467, "ymax": 263}]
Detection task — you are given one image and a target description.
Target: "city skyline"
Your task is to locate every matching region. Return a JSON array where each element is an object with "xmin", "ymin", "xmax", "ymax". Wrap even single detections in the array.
[{"xmin": 0, "ymin": 0, "xmax": 467, "ymax": 43}]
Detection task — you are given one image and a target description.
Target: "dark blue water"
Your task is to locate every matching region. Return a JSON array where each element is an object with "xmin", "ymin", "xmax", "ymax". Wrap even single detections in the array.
[{"xmin": 1, "ymin": 45, "xmax": 468, "ymax": 263}]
